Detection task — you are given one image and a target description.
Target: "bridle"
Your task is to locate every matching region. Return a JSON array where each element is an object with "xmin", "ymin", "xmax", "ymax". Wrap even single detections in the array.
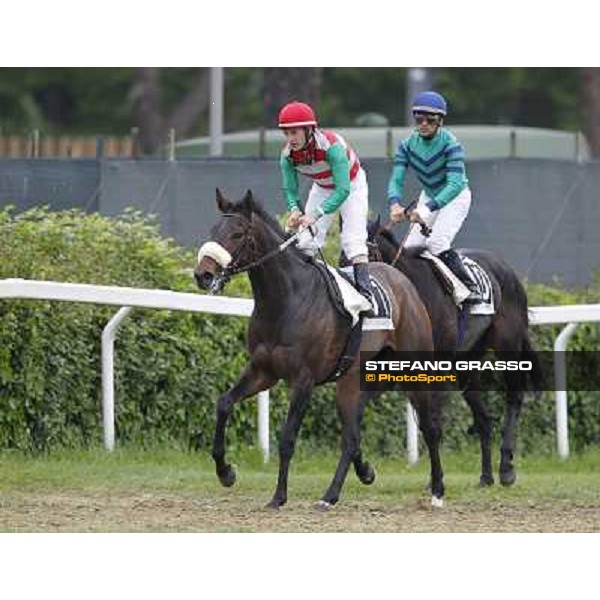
[
  {"xmin": 366, "ymin": 239, "xmax": 383, "ymax": 263},
  {"xmin": 206, "ymin": 213, "xmax": 312, "ymax": 293}
]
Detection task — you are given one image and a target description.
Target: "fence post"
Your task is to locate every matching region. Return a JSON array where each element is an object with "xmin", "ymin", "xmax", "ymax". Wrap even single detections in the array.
[
  {"xmin": 258, "ymin": 128, "xmax": 266, "ymax": 158},
  {"xmin": 386, "ymin": 128, "xmax": 394, "ymax": 159},
  {"xmin": 575, "ymin": 131, "xmax": 584, "ymax": 163},
  {"xmin": 168, "ymin": 128, "xmax": 176, "ymax": 161},
  {"xmin": 407, "ymin": 402, "xmax": 419, "ymax": 465},
  {"xmin": 30, "ymin": 129, "xmax": 40, "ymax": 158},
  {"xmin": 554, "ymin": 323, "xmax": 578, "ymax": 459},
  {"xmin": 258, "ymin": 391, "xmax": 270, "ymax": 462},
  {"xmin": 131, "ymin": 127, "xmax": 140, "ymax": 158},
  {"xmin": 509, "ymin": 129, "xmax": 517, "ymax": 158},
  {"xmin": 96, "ymin": 137, "xmax": 105, "ymax": 159},
  {"xmin": 101, "ymin": 306, "xmax": 133, "ymax": 451}
]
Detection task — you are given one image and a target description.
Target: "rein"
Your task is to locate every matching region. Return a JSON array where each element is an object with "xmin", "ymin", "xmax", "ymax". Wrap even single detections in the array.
[
  {"xmin": 383, "ymin": 201, "xmax": 432, "ymax": 267},
  {"xmin": 209, "ymin": 213, "xmax": 314, "ymax": 291}
]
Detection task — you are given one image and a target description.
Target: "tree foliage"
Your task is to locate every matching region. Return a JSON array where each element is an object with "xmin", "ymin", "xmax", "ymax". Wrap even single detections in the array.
[
  {"xmin": 0, "ymin": 67, "xmax": 593, "ymax": 136},
  {"xmin": 262, "ymin": 68, "xmax": 322, "ymax": 127}
]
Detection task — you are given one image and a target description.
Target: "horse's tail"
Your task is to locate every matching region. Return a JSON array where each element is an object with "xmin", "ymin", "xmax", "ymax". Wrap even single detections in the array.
[
  {"xmin": 507, "ymin": 268, "xmax": 531, "ymax": 326},
  {"xmin": 502, "ymin": 266, "xmax": 544, "ymax": 393}
]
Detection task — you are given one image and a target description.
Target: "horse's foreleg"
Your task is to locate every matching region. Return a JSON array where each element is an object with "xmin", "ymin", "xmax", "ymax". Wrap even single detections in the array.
[
  {"xmin": 499, "ymin": 391, "xmax": 523, "ymax": 486},
  {"xmin": 352, "ymin": 392, "xmax": 377, "ymax": 485},
  {"xmin": 212, "ymin": 362, "xmax": 274, "ymax": 488},
  {"xmin": 267, "ymin": 372, "xmax": 314, "ymax": 509},
  {"xmin": 411, "ymin": 391, "xmax": 445, "ymax": 506},
  {"xmin": 319, "ymin": 375, "xmax": 370, "ymax": 507},
  {"xmin": 460, "ymin": 373, "xmax": 494, "ymax": 486}
]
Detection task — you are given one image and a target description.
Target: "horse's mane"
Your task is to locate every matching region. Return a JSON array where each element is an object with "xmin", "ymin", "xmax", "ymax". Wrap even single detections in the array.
[
  {"xmin": 376, "ymin": 226, "xmax": 423, "ymax": 260},
  {"xmin": 231, "ymin": 194, "xmax": 310, "ymax": 261},
  {"xmin": 229, "ymin": 195, "xmax": 285, "ymax": 237}
]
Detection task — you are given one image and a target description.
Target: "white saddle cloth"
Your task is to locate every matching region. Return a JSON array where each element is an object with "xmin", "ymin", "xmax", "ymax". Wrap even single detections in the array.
[
  {"xmin": 420, "ymin": 251, "xmax": 495, "ymax": 316},
  {"xmin": 326, "ymin": 264, "xmax": 394, "ymax": 330}
]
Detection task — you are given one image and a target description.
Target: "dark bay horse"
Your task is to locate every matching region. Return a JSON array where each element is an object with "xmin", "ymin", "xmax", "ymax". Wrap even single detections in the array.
[
  {"xmin": 194, "ymin": 189, "xmax": 444, "ymax": 508},
  {"xmin": 355, "ymin": 217, "xmax": 541, "ymax": 486}
]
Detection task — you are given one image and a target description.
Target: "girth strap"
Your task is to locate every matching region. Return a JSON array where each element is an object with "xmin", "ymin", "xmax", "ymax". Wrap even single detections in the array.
[{"xmin": 318, "ymin": 319, "xmax": 364, "ymax": 384}]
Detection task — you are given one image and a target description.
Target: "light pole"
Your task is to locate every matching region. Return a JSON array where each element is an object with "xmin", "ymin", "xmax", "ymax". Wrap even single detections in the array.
[
  {"xmin": 405, "ymin": 68, "xmax": 434, "ymax": 125},
  {"xmin": 209, "ymin": 67, "xmax": 224, "ymax": 156}
]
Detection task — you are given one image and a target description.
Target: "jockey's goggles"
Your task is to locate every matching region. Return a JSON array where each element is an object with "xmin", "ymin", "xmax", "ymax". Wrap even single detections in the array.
[{"xmin": 413, "ymin": 112, "xmax": 441, "ymax": 125}]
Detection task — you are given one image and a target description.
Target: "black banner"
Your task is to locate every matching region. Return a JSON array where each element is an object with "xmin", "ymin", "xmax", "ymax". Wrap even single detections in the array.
[{"xmin": 359, "ymin": 351, "xmax": 600, "ymax": 392}]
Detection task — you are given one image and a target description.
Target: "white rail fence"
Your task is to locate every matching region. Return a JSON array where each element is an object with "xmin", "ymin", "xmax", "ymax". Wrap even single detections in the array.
[{"xmin": 1, "ymin": 278, "xmax": 599, "ymax": 462}]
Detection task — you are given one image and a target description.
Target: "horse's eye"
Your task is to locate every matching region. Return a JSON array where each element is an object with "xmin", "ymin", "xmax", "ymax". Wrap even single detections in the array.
[{"xmin": 231, "ymin": 231, "xmax": 244, "ymax": 240}]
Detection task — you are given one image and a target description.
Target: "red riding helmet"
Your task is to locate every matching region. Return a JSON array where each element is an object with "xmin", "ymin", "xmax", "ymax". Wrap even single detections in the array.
[{"xmin": 278, "ymin": 101, "xmax": 318, "ymax": 128}]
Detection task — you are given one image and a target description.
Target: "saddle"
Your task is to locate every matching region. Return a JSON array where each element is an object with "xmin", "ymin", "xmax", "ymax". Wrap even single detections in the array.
[
  {"xmin": 311, "ymin": 260, "xmax": 394, "ymax": 384},
  {"xmin": 312, "ymin": 261, "xmax": 394, "ymax": 329},
  {"xmin": 419, "ymin": 250, "xmax": 495, "ymax": 316}
]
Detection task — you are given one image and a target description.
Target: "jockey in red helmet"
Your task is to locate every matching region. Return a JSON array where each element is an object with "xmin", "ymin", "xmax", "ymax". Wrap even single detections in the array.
[
  {"xmin": 278, "ymin": 101, "xmax": 318, "ymax": 130},
  {"xmin": 278, "ymin": 101, "xmax": 375, "ymax": 314}
]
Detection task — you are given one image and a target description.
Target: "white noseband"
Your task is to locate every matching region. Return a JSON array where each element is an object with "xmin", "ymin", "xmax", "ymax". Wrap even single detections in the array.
[{"xmin": 197, "ymin": 241, "xmax": 232, "ymax": 268}]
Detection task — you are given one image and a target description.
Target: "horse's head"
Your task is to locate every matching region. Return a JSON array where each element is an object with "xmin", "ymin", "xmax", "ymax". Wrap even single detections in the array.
[
  {"xmin": 195, "ymin": 189, "xmax": 286, "ymax": 293},
  {"xmin": 194, "ymin": 188, "xmax": 262, "ymax": 293},
  {"xmin": 371, "ymin": 217, "xmax": 402, "ymax": 264},
  {"xmin": 338, "ymin": 214, "xmax": 386, "ymax": 267},
  {"xmin": 366, "ymin": 215, "xmax": 385, "ymax": 262}
]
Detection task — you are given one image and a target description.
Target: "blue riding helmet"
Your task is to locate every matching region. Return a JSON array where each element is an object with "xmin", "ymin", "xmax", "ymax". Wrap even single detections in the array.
[{"xmin": 412, "ymin": 91, "xmax": 447, "ymax": 116}]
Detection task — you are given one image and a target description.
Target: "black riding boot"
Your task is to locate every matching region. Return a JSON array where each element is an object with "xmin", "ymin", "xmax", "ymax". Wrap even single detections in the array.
[
  {"xmin": 353, "ymin": 262, "xmax": 376, "ymax": 317},
  {"xmin": 438, "ymin": 249, "xmax": 482, "ymax": 304}
]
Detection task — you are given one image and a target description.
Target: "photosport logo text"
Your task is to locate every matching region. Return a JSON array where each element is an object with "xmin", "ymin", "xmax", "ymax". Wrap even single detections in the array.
[{"xmin": 366, "ymin": 371, "xmax": 458, "ymax": 385}]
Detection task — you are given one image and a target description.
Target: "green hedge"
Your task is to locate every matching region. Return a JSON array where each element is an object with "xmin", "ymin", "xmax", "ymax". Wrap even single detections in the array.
[{"xmin": 0, "ymin": 207, "xmax": 599, "ymax": 457}]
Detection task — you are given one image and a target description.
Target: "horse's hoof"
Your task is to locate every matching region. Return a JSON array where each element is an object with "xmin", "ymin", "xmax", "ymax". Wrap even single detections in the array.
[
  {"xmin": 479, "ymin": 474, "xmax": 494, "ymax": 487},
  {"xmin": 266, "ymin": 493, "xmax": 287, "ymax": 509},
  {"xmin": 431, "ymin": 495, "xmax": 444, "ymax": 508},
  {"xmin": 357, "ymin": 463, "xmax": 376, "ymax": 485},
  {"xmin": 316, "ymin": 499, "xmax": 334, "ymax": 510},
  {"xmin": 500, "ymin": 470, "xmax": 517, "ymax": 487},
  {"xmin": 218, "ymin": 465, "xmax": 236, "ymax": 488}
]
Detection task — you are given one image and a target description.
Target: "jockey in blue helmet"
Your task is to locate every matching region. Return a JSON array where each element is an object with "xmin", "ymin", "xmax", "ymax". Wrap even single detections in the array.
[
  {"xmin": 386, "ymin": 90, "xmax": 481, "ymax": 303},
  {"xmin": 411, "ymin": 91, "xmax": 447, "ymax": 120}
]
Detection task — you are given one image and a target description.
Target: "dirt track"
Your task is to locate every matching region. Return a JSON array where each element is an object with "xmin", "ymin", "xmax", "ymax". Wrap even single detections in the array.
[{"xmin": 2, "ymin": 490, "xmax": 599, "ymax": 532}]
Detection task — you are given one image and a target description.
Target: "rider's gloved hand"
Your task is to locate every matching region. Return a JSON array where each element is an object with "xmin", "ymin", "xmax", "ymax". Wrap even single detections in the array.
[
  {"xmin": 410, "ymin": 204, "xmax": 432, "ymax": 223},
  {"xmin": 389, "ymin": 202, "xmax": 406, "ymax": 223},
  {"xmin": 286, "ymin": 210, "xmax": 303, "ymax": 230},
  {"xmin": 299, "ymin": 213, "xmax": 318, "ymax": 229}
]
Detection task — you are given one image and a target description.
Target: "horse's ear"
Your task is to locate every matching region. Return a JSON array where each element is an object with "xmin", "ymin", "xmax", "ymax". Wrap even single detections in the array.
[
  {"xmin": 216, "ymin": 188, "xmax": 233, "ymax": 213},
  {"xmin": 367, "ymin": 214, "xmax": 381, "ymax": 239},
  {"xmin": 242, "ymin": 189, "xmax": 253, "ymax": 206},
  {"xmin": 241, "ymin": 189, "xmax": 254, "ymax": 216}
]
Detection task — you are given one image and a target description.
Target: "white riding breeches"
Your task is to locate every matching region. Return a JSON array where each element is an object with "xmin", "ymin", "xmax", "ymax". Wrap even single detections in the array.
[
  {"xmin": 404, "ymin": 187, "xmax": 472, "ymax": 256},
  {"xmin": 296, "ymin": 167, "xmax": 369, "ymax": 261}
]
